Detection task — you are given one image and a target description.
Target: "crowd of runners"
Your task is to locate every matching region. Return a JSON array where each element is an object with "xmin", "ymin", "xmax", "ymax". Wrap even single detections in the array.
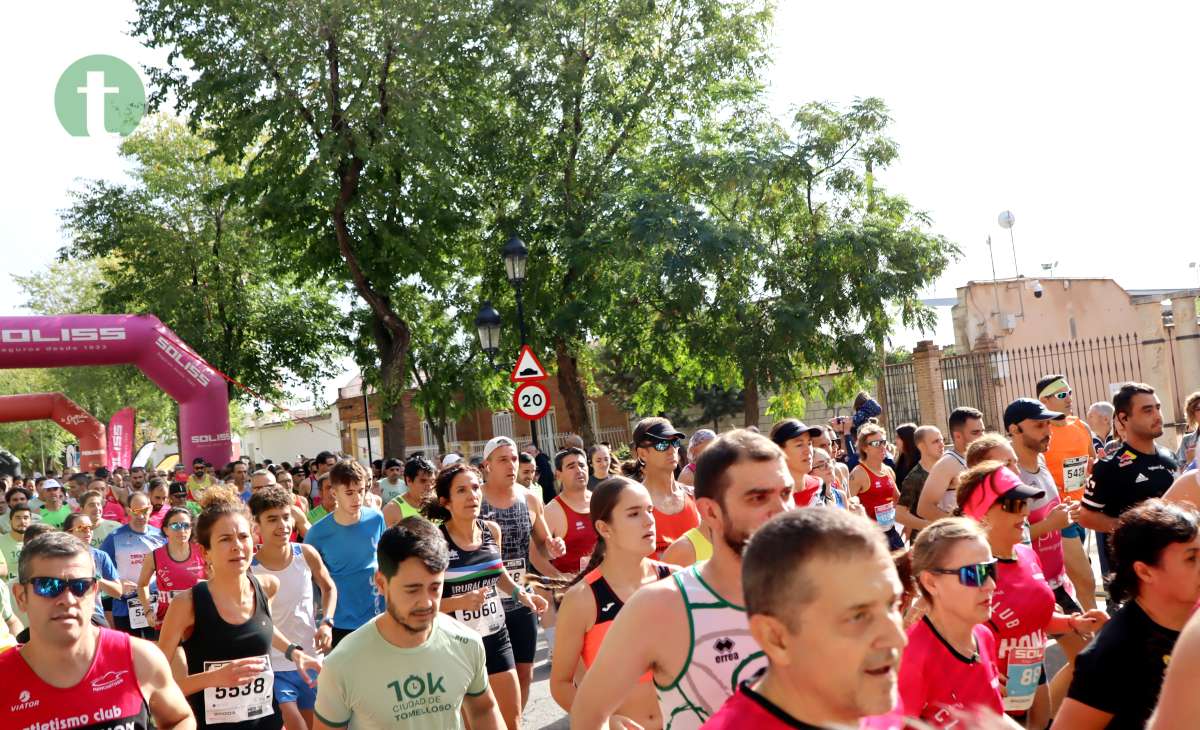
[{"xmin": 2, "ymin": 375, "xmax": 1200, "ymax": 729}]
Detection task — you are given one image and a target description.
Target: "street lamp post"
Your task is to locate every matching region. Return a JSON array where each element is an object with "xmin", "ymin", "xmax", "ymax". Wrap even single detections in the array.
[{"xmin": 477, "ymin": 234, "xmax": 541, "ymax": 451}]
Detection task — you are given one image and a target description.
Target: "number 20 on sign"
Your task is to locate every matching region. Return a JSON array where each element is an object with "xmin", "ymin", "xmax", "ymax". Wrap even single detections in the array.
[{"xmin": 513, "ymin": 382, "xmax": 551, "ymax": 420}]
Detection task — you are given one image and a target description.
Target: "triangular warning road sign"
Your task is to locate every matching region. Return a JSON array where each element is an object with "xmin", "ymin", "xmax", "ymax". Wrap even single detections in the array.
[{"xmin": 510, "ymin": 345, "xmax": 548, "ymax": 383}]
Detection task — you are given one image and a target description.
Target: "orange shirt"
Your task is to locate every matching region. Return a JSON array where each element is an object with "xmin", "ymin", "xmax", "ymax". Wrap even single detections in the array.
[
  {"xmin": 1045, "ymin": 416, "xmax": 1092, "ymax": 500},
  {"xmin": 652, "ymin": 492, "xmax": 700, "ymax": 558}
]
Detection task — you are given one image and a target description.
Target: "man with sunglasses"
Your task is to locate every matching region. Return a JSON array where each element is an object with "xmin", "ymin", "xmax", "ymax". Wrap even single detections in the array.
[
  {"xmin": 100, "ymin": 490, "xmax": 166, "ymax": 638},
  {"xmin": 629, "ymin": 418, "xmax": 701, "ymax": 557},
  {"xmin": 185, "ymin": 456, "xmax": 216, "ymax": 501},
  {"xmin": 2, "ymin": 532, "xmax": 195, "ymax": 729}
]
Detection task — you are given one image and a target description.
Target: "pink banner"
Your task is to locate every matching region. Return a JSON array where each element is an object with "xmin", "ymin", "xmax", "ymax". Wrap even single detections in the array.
[
  {"xmin": 0, "ymin": 314, "xmax": 232, "ymax": 468},
  {"xmin": 0, "ymin": 393, "xmax": 107, "ymax": 471},
  {"xmin": 107, "ymin": 407, "xmax": 135, "ymax": 469}
]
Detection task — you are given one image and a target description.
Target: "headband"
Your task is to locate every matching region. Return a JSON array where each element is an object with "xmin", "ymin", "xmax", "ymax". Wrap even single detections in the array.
[{"xmin": 1038, "ymin": 378, "xmax": 1070, "ymax": 399}]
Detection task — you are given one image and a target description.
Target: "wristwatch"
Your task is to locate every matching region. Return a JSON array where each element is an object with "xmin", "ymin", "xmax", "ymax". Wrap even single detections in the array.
[
  {"xmin": 320, "ymin": 617, "xmax": 335, "ymax": 628},
  {"xmin": 284, "ymin": 643, "xmax": 302, "ymax": 662}
]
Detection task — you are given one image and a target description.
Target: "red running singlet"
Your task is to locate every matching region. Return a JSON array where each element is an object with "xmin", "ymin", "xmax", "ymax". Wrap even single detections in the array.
[
  {"xmin": 550, "ymin": 495, "xmax": 598, "ymax": 574},
  {"xmin": 0, "ymin": 627, "xmax": 151, "ymax": 730},
  {"xmin": 652, "ymin": 492, "xmax": 701, "ymax": 558},
  {"xmin": 581, "ymin": 562, "xmax": 674, "ymax": 681},
  {"xmin": 152, "ymin": 543, "xmax": 207, "ymax": 621},
  {"xmin": 857, "ymin": 464, "xmax": 899, "ymax": 533}
]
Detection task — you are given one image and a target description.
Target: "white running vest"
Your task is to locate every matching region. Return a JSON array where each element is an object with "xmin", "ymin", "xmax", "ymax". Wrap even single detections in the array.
[
  {"xmin": 655, "ymin": 564, "xmax": 767, "ymax": 729},
  {"xmin": 251, "ymin": 543, "xmax": 316, "ymax": 672}
]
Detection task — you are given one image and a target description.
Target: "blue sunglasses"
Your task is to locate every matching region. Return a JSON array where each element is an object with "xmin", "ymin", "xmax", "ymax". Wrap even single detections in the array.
[
  {"xmin": 27, "ymin": 576, "xmax": 97, "ymax": 599},
  {"xmin": 929, "ymin": 560, "xmax": 997, "ymax": 588}
]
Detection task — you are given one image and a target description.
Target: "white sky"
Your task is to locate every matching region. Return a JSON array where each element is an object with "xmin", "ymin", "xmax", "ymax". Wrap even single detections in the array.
[{"xmin": 1, "ymin": 1, "xmax": 1194, "ymax": 401}]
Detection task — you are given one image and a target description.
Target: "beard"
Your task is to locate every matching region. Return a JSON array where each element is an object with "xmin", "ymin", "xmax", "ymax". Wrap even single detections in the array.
[
  {"xmin": 722, "ymin": 521, "xmax": 752, "ymax": 556},
  {"xmin": 387, "ymin": 601, "xmax": 435, "ymax": 634}
]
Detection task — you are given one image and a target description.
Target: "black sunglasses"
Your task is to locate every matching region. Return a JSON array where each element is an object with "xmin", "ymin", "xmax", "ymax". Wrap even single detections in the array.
[
  {"xmin": 929, "ymin": 560, "xmax": 997, "ymax": 588},
  {"xmin": 642, "ymin": 437, "xmax": 683, "ymax": 452},
  {"xmin": 27, "ymin": 576, "xmax": 97, "ymax": 599},
  {"xmin": 998, "ymin": 498, "xmax": 1029, "ymax": 514}
]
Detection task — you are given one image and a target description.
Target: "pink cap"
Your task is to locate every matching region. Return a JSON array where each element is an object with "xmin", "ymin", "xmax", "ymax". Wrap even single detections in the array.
[{"xmin": 961, "ymin": 466, "xmax": 1044, "ymax": 519}]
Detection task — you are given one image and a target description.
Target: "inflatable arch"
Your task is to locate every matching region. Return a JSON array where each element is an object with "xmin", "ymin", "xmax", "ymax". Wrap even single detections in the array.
[
  {"xmin": 0, "ymin": 392, "xmax": 107, "ymax": 470},
  {"xmin": 0, "ymin": 314, "xmax": 232, "ymax": 468}
]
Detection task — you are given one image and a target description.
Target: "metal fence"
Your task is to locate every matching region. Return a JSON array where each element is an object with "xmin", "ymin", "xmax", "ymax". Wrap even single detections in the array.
[
  {"xmin": 883, "ymin": 361, "xmax": 921, "ymax": 427},
  {"xmin": 991, "ymin": 334, "xmax": 1143, "ymax": 418}
]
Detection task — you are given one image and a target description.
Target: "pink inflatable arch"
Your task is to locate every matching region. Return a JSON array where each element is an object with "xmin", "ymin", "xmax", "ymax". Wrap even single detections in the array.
[
  {"xmin": 0, "ymin": 392, "xmax": 107, "ymax": 471},
  {"xmin": 0, "ymin": 314, "xmax": 232, "ymax": 468}
]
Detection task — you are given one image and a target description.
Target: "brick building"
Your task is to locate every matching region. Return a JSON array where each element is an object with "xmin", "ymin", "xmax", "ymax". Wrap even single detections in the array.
[{"xmin": 335, "ymin": 375, "xmax": 632, "ymax": 463}]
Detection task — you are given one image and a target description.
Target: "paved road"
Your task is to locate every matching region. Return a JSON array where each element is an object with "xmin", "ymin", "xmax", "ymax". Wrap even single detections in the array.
[{"xmin": 523, "ymin": 632, "xmax": 569, "ymax": 728}]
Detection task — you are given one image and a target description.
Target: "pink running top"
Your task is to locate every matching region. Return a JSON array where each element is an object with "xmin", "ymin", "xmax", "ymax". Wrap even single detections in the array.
[
  {"xmin": 895, "ymin": 617, "xmax": 1004, "ymax": 726},
  {"xmin": 152, "ymin": 543, "xmax": 207, "ymax": 620},
  {"xmin": 985, "ymin": 543, "xmax": 1055, "ymax": 714}
]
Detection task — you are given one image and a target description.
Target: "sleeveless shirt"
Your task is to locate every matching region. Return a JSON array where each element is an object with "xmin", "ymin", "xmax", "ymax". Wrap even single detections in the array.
[
  {"xmin": 251, "ymin": 544, "xmax": 315, "ymax": 672},
  {"xmin": 152, "ymin": 543, "xmax": 206, "ymax": 620},
  {"xmin": 652, "ymin": 492, "xmax": 701, "ymax": 558},
  {"xmin": 0, "ymin": 627, "xmax": 151, "ymax": 730},
  {"xmin": 441, "ymin": 520, "xmax": 507, "ymax": 638},
  {"xmin": 550, "ymin": 495, "xmax": 598, "ymax": 574},
  {"xmin": 655, "ymin": 565, "xmax": 767, "ymax": 729},
  {"xmin": 183, "ymin": 575, "xmax": 281, "ymax": 729},
  {"xmin": 857, "ymin": 464, "xmax": 899, "ymax": 532},
  {"xmin": 481, "ymin": 490, "xmax": 532, "ymax": 611},
  {"xmin": 581, "ymin": 562, "xmax": 674, "ymax": 675}
]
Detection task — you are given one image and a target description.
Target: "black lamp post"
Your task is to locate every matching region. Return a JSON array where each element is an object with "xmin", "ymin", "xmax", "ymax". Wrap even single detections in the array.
[{"xmin": 477, "ymin": 234, "xmax": 541, "ymax": 450}]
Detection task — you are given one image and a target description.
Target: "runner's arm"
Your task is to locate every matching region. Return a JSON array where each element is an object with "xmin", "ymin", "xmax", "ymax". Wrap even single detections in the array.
[
  {"xmin": 136, "ymin": 550, "xmax": 156, "ymax": 622},
  {"xmin": 544, "ymin": 498, "xmax": 567, "ymax": 539},
  {"xmin": 302, "ymin": 544, "xmax": 338, "ymax": 642},
  {"xmin": 382, "ymin": 499, "xmax": 403, "ymax": 528},
  {"xmin": 130, "ymin": 635, "xmax": 196, "ymax": 730},
  {"xmin": 848, "ymin": 466, "xmax": 868, "ymax": 496},
  {"xmin": 528, "ymin": 493, "xmax": 566, "ymax": 578},
  {"xmin": 917, "ymin": 459, "xmax": 955, "ymax": 519},
  {"xmin": 891, "ymin": 476, "xmax": 928, "ymax": 529},
  {"xmin": 571, "ymin": 583, "xmax": 674, "ymax": 730},
  {"xmin": 1164, "ymin": 471, "xmax": 1200, "ymax": 508},
  {"xmin": 488, "ymin": 522, "xmax": 547, "ymax": 614},
  {"xmin": 95, "ymin": 550, "xmax": 124, "ymax": 598},
  {"xmin": 550, "ymin": 582, "xmax": 591, "ymax": 712},
  {"xmin": 1050, "ymin": 699, "xmax": 1113, "ymax": 729},
  {"xmin": 291, "ymin": 505, "xmax": 310, "ymax": 538},
  {"xmin": 660, "ymin": 535, "xmax": 697, "ymax": 567},
  {"xmin": 462, "ymin": 687, "xmax": 505, "ymax": 730}
]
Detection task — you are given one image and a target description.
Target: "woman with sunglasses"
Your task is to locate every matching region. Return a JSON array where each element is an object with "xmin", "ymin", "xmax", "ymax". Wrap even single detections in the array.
[
  {"xmin": 892, "ymin": 517, "xmax": 1012, "ymax": 728},
  {"xmin": 850, "ymin": 424, "xmax": 925, "ymax": 550},
  {"xmin": 136, "ymin": 506, "xmax": 206, "ymax": 631},
  {"xmin": 62, "ymin": 512, "xmax": 124, "ymax": 628},
  {"xmin": 623, "ymin": 418, "xmax": 700, "ymax": 558},
  {"xmin": 99, "ymin": 490, "xmax": 166, "ymax": 638},
  {"xmin": 158, "ymin": 490, "xmax": 321, "ymax": 730},
  {"xmin": 956, "ymin": 461, "xmax": 1108, "ymax": 728},
  {"xmin": 551, "ymin": 476, "xmax": 675, "ymax": 729}
]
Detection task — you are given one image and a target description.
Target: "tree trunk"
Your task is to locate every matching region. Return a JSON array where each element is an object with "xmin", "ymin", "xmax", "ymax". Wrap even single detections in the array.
[
  {"xmin": 555, "ymin": 338, "xmax": 597, "ymax": 446},
  {"xmin": 742, "ymin": 367, "xmax": 760, "ymax": 428}
]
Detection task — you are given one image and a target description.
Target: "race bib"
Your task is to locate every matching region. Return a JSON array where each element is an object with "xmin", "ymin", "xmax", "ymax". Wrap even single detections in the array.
[
  {"xmin": 127, "ymin": 594, "xmax": 157, "ymax": 629},
  {"xmin": 874, "ymin": 502, "xmax": 896, "ymax": 531},
  {"xmin": 1003, "ymin": 646, "xmax": 1044, "ymax": 712},
  {"xmin": 456, "ymin": 586, "xmax": 505, "ymax": 636},
  {"xmin": 1062, "ymin": 456, "xmax": 1088, "ymax": 497},
  {"xmin": 503, "ymin": 558, "xmax": 526, "ymax": 604},
  {"xmin": 203, "ymin": 656, "xmax": 274, "ymax": 724}
]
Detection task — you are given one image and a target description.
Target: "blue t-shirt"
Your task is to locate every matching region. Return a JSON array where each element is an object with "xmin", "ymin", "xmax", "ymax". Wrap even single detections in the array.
[
  {"xmin": 90, "ymin": 547, "xmax": 119, "ymax": 623},
  {"xmin": 99, "ymin": 524, "xmax": 166, "ymax": 616},
  {"xmin": 304, "ymin": 508, "xmax": 385, "ymax": 629}
]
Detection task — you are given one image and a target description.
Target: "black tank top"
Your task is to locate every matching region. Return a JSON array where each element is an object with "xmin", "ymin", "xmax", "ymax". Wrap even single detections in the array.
[{"xmin": 183, "ymin": 575, "xmax": 282, "ymax": 729}]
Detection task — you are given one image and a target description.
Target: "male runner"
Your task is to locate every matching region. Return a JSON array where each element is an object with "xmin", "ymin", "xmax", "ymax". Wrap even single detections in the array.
[
  {"xmin": 1, "ymin": 531, "xmax": 194, "ymax": 729},
  {"xmin": 0, "ymin": 485, "xmax": 34, "ymax": 534},
  {"xmin": 308, "ymin": 474, "xmax": 334, "ymax": 524},
  {"xmin": 313, "ymin": 518, "xmax": 504, "ymax": 729},
  {"xmin": 701, "ymin": 509, "xmax": 907, "ymax": 729},
  {"xmin": 480, "ymin": 436, "xmax": 566, "ymax": 710},
  {"xmin": 1086, "ymin": 402, "xmax": 1115, "ymax": 457},
  {"xmin": 99, "ymin": 491, "xmax": 166, "ymax": 637},
  {"xmin": 917, "ymin": 407, "xmax": 985, "ymax": 522},
  {"xmin": 382, "ymin": 456, "xmax": 436, "ymax": 526},
  {"xmin": 185, "ymin": 457, "xmax": 216, "ymax": 501},
  {"xmin": 377, "ymin": 458, "xmax": 407, "ymax": 504},
  {"xmin": 251, "ymin": 486, "xmax": 338, "ymax": 730},
  {"xmin": 571, "ymin": 429, "xmax": 794, "ymax": 729},
  {"xmin": 544, "ymin": 447, "xmax": 597, "ymax": 575},
  {"xmin": 1036, "ymin": 374, "xmax": 1098, "ymax": 610},
  {"xmin": 898, "ymin": 425, "xmax": 944, "ymax": 538},
  {"xmin": 516, "ymin": 452, "xmax": 538, "ymax": 493},
  {"xmin": 251, "ymin": 469, "xmax": 311, "ymax": 538},
  {"xmin": 1079, "ymin": 383, "xmax": 1178, "ymax": 574},
  {"xmin": 226, "ymin": 460, "xmax": 250, "ymax": 501},
  {"xmin": 38, "ymin": 479, "xmax": 72, "ymax": 527},
  {"xmin": 304, "ymin": 459, "xmax": 385, "ymax": 647},
  {"xmin": 0, "ymin": 504, "xmax": 33, "ymax": 580}
]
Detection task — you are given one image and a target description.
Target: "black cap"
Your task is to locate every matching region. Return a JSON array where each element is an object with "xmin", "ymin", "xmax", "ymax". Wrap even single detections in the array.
[
  {"xmin": 1004, "ymin": 398, "xmax": 1067, "ymax": 430},
  {"xmin": 638, "ymin": 420, "xmax": 686, "ymax": 442},
  {"xmin": 93, "ymin": 466, "xmax": 110, "ymax": 479},
  {"xmin": 769, "ymin": 419, "xmax": 824, "ymax": 446},
  {"xmin": 193, "ymin": 457, "xmax": 206, "ymax": 466},
  {"xmin": 168, "ymin": 482, "xmax": 188, "ymax": 496}
]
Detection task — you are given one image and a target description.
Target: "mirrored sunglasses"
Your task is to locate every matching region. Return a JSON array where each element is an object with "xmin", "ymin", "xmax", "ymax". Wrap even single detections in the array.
[
  {"xmin": 642, "ymin": 438, "xmax": 682, "ymax": 452},
  {"xmin": 167, "ymin": 521, "xmax": 192, "ymax": 531},
  {"xmin": 930, "ymin": 560, "xmax": 997, "ymax": 588},
  {"xmin": 1051, "ymin": 389, "xmax": 1072, "ymax": 400},
  {"xmin": 28, "ymin": 576, "xmax": 97, "ymax": 599},
  {"xmin": 866, "ymin": 439, "xmax": 887, "ymax": 448}
]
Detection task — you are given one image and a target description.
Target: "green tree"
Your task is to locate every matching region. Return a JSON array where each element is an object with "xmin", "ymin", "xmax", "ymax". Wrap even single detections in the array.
[
  {"xmin": 132, "ymin": 0, "xmax": 496, "ymax": 456},
  {"xmin": 604, "ymin": 98, "xmax": 958, "ymax": 425},
  {"xmin": 476, "ymin": 0, "xmax": 774, "ymax": 444},
  {"xmin": 60, "ymin": 115, "xmax": 346, "ymax": 408}
]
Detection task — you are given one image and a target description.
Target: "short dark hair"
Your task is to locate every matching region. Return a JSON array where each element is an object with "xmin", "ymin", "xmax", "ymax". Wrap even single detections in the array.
[
  {"xmin": 148, "ymin": 477, "xmax": 168, "ymax": 492},
  {"xmin": 948, "ymin": 407, "xmax": 984, "ymax": 434},
  {"xmin": 5, "ymin": 486, "xmax": 31, "ymax": 503},
  {"xmin": 1112, "ymin": 382, "xmax": 1156, "ymax": 421},
  {"xmin": 316, "ymin": 450, "xmax": 336, "ymax": 464},
  {"xmin": 1108, "ymin": 499, "xmax": 1199, "ymax": 604},
  {"xmin": 126, "ymin": 490, "xmax": 150, "ymax": 508},
  {"xmin": 743, "ymin": 509, "xmax": 888, "ymax": 628},
  {"xmin": 22, "ymin": 523, "xmax": 56, "ymax": 544},
  {"xmin": 329, "ymin": 459, "xmax": 368, "ymax": 488},
  {"xmin": 403, "ymin": 456, "xmax": 435, "ymax": 481},
  {"xmin": 371, "ymin": 459, "xmax": 383, "ymax": 470},
  {"xmin": 694, "ymin": 429, "xmax": 785, "ymax": 507},
  {"xmin": 384, "ymin": 458, "xmax": 403, "ymax": 470},
  {"xmin": 518, "ymin": 452, "xmax": 534, "ymax": 465},
  {"xmin": 9, "ymin": 504, "xmax": 31, "ymax": 517},
  {"xmin": 554, "ymin": 447, "xmax": 587, "ymax": 472},
  {"xmin": 249, "ymin": 486, "xmax": 295, "ymax": 518},
  {"xmin": 19, "ymin": 531, "xmax": 93, "ymax": 583},
  {"xmin": 378, "ymin": 518, "xmax": 450, "ymax": 578},
  {"xmin": 1036, "ymin": 374, "xmax": 1067, "ymax": 395}
]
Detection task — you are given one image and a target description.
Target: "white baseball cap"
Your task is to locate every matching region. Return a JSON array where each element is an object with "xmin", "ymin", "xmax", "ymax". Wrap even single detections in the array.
[
  {"xmin": 482, "ymin": 436, "xmax": 518, "ymax": 461},
  {"xmin": 441, "ymin": 453, "xmax": 462, "ymax": 467},
  {"xmin": 42, "ymin": 479, "xmax": 63, "ymax": 490}
]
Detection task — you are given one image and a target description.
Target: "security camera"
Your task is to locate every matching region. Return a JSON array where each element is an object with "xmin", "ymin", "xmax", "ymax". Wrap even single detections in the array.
[{"xmin": 1032, "ymin": 280, "xmax": 1044, "ymax": 298}]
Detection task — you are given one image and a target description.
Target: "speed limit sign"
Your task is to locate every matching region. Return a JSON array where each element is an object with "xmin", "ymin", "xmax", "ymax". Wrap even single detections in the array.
[{"xmin": 513, "ymin": 382, "xmax": 551, "ymax": 420}]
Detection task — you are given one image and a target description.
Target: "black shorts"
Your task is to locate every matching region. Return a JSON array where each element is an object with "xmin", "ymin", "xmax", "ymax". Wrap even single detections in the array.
[
  {"xmin": 1053, "ymin": 584, "xmax": 1082, "ymax": 616},
  {"xmin": 483, "ymin": 627, "xmax": 517, "ymax": 675},
  {"xmin": 505, "ymin": 606, "xmax": 539, "ymax": 664},
  {"xmin": 331, "ymin": 626, "xmax": 355, "ymax": 648}
]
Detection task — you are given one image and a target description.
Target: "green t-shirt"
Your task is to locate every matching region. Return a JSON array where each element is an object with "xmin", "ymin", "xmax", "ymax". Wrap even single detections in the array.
[
  {"xmin": 39, "ymin": 505, "xmax": 73, "ymax": 528},
  {"xmin": 90, "ymin": 518, "xmax": 121, "ymax": 548},
  {"xmin": 308, "ymin": 506, "xmax": 329, "ymax": 525},
  {"xmin": 389, "ymin": 496, "xmax": 426, "ymax": 521},
  {"xmin": 0, "ymin": 533, "xmax": 21, "ymax": 578},
  {"xmin": 315, "ymin": 613, "xmax": 488, "ymax": 729}
]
